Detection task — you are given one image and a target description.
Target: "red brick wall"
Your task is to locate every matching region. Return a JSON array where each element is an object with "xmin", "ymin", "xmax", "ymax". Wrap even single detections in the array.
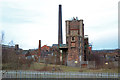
[{"xmin": 66, "ymin": 19, "xmax": 84, "ymax": 66}]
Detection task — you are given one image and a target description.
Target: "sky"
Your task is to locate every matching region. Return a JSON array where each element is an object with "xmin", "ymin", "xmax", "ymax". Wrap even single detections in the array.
[{"xmin": 0, "ymin": 0, "xmax": 119, "ymax": 50}]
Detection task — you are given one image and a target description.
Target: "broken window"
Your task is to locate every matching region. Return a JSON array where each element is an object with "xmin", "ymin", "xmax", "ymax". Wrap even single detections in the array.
[
  {"xmin": 71, "ymin": 36, "xmax": 75, "ymax": 41},
  {"xmin": 72, "ymin": 37, "xmax": 75, "ymax": 40},
  {"xmin": 71, "ymin": 42, "xmax": 75, "ymax": 47}
]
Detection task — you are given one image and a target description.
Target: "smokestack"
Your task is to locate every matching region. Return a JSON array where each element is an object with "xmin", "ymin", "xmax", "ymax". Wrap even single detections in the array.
[
  {"xmin": 58, "ymin": 4, "xmax": 63, "ymax": 45},
  {"xmin": 38, "ymin": 40, "xmax": 41, "ymax": 56}
]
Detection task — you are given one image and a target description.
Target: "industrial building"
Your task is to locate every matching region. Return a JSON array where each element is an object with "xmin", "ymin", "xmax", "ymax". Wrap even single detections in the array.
[
  {"xmin": 35, "ymin": 4, "xmax": 93, "ymax": 67},
  {"xmin": 58, "ymin": 18, "xmax": 91, "ymax": 67},
  {"xmin": 57, "ymin": 4, "xmax": 90, "ymax": 67}
]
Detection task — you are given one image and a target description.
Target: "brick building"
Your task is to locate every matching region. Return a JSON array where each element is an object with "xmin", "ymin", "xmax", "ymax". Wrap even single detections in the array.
[
  {"xmin": 65, "ymin": 18, "xmax": 85, "ymax": 66},
  {"xmin": 41, "ymin": 45, "xmax": 51, "ymax": 57},
  {"xmin": 58, "ymin": 17, "xmax": 92, "ymax": 67}
]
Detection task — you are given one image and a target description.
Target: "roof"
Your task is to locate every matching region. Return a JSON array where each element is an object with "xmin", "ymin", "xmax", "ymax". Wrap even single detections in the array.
[
  {"xmin": 52, "ymin": 44, "xmax": 58, "ymax": 47},
  {"xmin": 2, "ymin": 45, "xmax": 15, "ymax": 48},
  {"xmin": 41, "ymin": 45, "xmax": 50, "ymax": 50}
]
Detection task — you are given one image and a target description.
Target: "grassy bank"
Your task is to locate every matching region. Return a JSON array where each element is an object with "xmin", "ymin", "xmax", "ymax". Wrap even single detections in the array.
[
  {"xmin": 2, "ymin": 62, "xmax": 118, "ymax": 73},
  {"xmin": 28, "ymin": 62, "xmax": 118, "ymax": 73}
]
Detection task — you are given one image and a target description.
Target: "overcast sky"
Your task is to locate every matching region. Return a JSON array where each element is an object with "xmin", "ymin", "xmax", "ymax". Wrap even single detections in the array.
[{"xmin": 0, "ymin": 0, "xmax": 119, "ymax": 50}]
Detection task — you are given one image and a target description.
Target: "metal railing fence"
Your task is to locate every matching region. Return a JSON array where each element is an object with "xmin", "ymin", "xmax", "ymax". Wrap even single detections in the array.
[{"xmin": 2, "ymin": 70, "xmax": 118, "ymax": 78}]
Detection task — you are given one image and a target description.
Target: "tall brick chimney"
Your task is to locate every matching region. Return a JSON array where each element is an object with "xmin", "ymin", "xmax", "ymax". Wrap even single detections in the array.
[
  {"xmin": 38, "ymin": 40, "xmax": 41, "ymax": 56},
  {"xmin": 58, "ymin": 4, "xmax": 63, "ymax": 45}
]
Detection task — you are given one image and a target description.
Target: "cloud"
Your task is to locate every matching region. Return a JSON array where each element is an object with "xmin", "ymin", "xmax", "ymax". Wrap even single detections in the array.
[
  {"xmin": 0, "ymin": 0, "xmax": 118, "ymax": 50},
  {"xmin": 0, "ymin": 1, "xmax": 48, "ymax": 24},
  {"xmin": 87, "ymin": 24, "xmax": 118, "ymax": 49}
]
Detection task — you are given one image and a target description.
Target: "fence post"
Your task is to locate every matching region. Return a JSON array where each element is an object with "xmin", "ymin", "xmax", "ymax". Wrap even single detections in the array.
[
  {"xmin": 101, "ymin": 73, "xmax": 102, "ymax": 78},
  {"xmin": 16, "ymin": 70, "xmax": 17, "ymax": 78},
  {"xmin": 20, "ymin": 70, "xmax": 21, "ymax": 78},
  {"xmin": 65, "ymin": 72, "xmax": 66, "ymax": 78},
  {"xmin": 107, "ymin": 72, "xmax": 108, "ymax": 78}
]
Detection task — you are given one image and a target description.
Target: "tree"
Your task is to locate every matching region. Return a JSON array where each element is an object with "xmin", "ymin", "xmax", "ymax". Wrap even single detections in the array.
[
  {"xmin": 90, "ymin": 53, "xmax": 105, "ymax": 69},
  {"xmin": 1, "ymin": 31, "xmax": 5, "ymax": 44},
  {"xmin": 8, "ymin": 40, "xmax": 14, "ymax": 46},
  {"xmin": 2, "ymin": 46, "xmax": 19, "ymax": 70}
]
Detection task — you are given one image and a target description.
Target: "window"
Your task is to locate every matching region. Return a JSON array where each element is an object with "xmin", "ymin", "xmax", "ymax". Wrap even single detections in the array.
[
  {"xmin": 71, "ymin": 42, "xmax": 75, "ymax": 47},
  {"xmin": 70, "ymin": 30, "xmax": 78, "ymax": 36},
  {"xmin": 72, "ymin": 37, "xmax": 75, "ymax": 40},
  {"xmin": 79, "ymin": 37, "xmax": 82, "ymax": 41},
  {"xmin": 71, "ymin": 36, "xmax": 75, "ymax": 41},
  {"xmin": 46, "ymin": 50, "xmax": 48, "ymax": 52}
]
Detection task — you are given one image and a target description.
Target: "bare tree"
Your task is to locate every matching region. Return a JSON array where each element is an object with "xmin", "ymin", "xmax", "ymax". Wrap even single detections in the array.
[
  {"xmin": 1, "ymin": 31, "xmax": 5, "ymax": 44},
  {"xmin": 8, "ymin": 40, "xmax": 14, "ymax": 46},
  {"xmin": 90, "ymin": 53, "xmax": 105, "ymax": 69},
  {"xmin": 0, "ymin": 31, "xmax": 4, "ymax": 70}
]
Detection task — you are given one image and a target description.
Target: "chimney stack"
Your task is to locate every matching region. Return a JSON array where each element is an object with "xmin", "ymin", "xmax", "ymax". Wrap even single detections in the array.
[
  {"xmin": 58, "ymin": 4, "xmax": 63, "ymax": 45},
  {"xmin": 38, "ymin": 40, "xmax": 41, "ymax": 56}
]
